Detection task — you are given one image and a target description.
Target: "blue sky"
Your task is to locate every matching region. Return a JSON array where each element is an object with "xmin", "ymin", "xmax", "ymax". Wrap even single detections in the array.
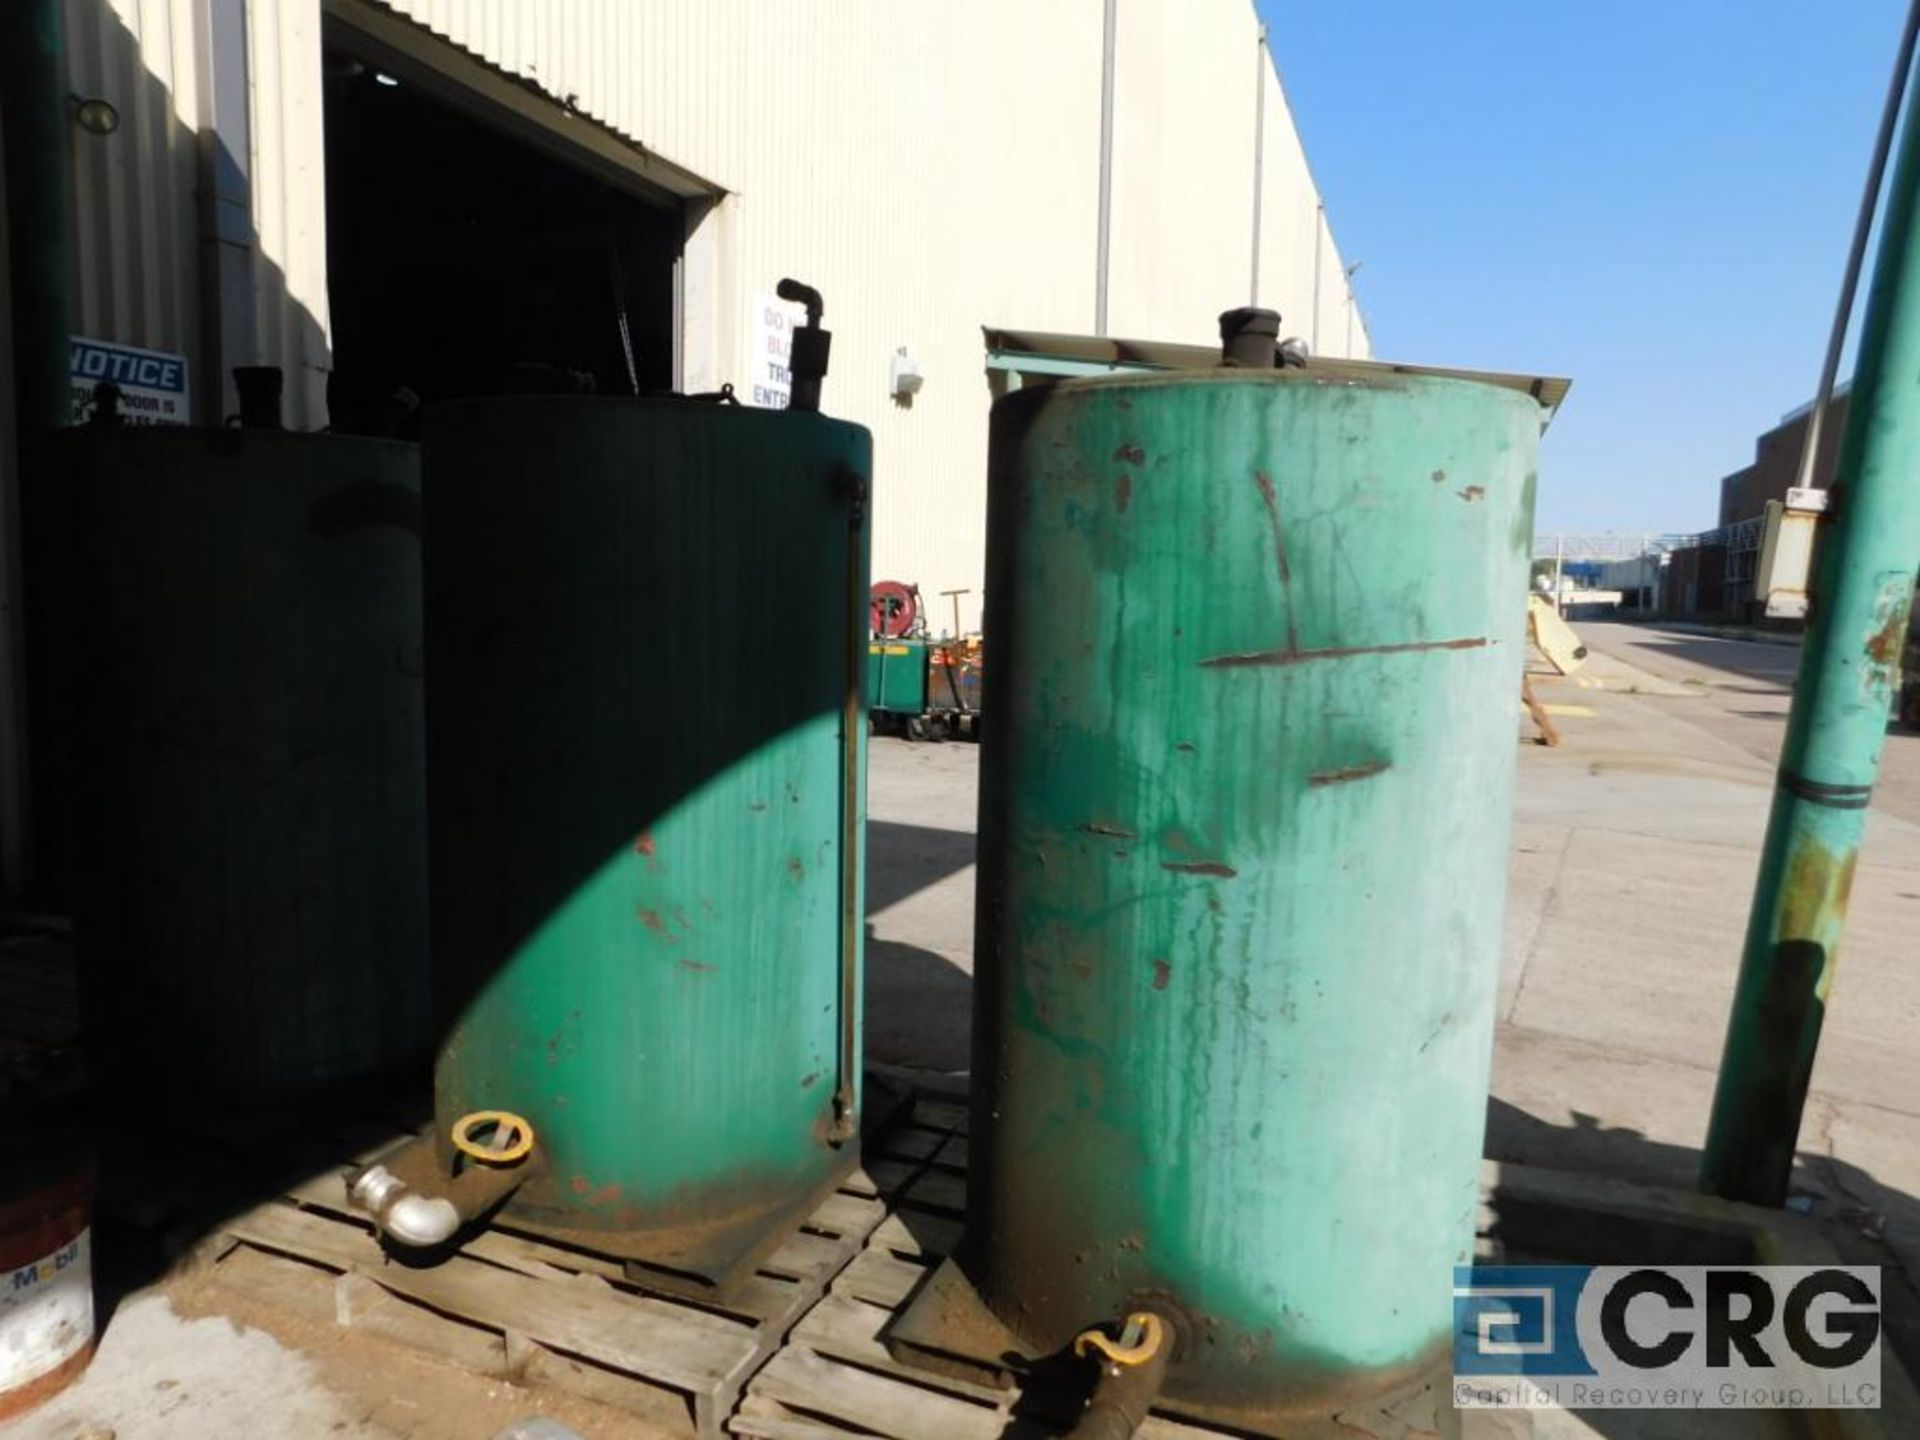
[{"xmin": 1260, "ymin": 1, "xmax": 1907, "ymax": 535}]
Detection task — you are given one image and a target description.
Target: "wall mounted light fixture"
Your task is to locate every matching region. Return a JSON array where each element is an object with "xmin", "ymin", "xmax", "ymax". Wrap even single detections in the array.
[
  {"xmin": 890, "ymin": 348, "xmax": 923, "ymax": 402},
  {"xmin": 70, "ymin": 94, "xmax": 119, "ymax": 136}
]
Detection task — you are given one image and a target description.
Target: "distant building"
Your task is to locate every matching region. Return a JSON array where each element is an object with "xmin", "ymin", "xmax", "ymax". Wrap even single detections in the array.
[
  {"xmin": 1718, "ymin": 389, "xmax": 1848, "ymax": 528},
  {"xmin": 1692, "ymin": 388, "xmax": 1849, "ymax": 619},
  {"xmin": 1593, "ymin": 554, "xmax": 1663, "ymax": 612}
]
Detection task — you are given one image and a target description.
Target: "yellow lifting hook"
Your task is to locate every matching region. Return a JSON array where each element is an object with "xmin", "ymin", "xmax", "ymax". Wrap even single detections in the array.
[
  {"xmin": 450, "ymin": 1109, "xmax": 535, "ymax": 1165},
  {"xmin": 1073, "ymin": 1311, "xmax": 1167, "ymax": 1368}
]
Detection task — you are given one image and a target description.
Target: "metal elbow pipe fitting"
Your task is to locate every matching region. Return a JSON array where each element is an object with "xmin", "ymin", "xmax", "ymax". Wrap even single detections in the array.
[
  {"xmin": 349, "ymin": 1163, "xmax": 464, "ymax": 1247},
  {"xmin": 1064, "ymin": 1310, "xmax": 1176, "ymax": 1440},
  {"xmin": 348, "ymin": 1120, "xmax": 538, "ymax": 1250}
]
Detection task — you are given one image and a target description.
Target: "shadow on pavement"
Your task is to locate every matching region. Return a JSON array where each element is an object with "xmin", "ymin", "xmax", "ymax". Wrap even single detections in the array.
[
  {"xmin": 867, "ymin": 818, "xmax": 977, "ymax": 915},
  {"xmin": 1615, "ymin": 627, "xmax": 1804, "ymax": 684},
  {"xmin": 1488, "ymin": 1096, "xmax": 1920, "ymax": 1406},
  {"xmin": 864, "ymin": 820, "xmax": 977, "ymax": 1072},
  {"xmin": 864, "ymin": 923, "xmax": 972, "ymax": 1073}
]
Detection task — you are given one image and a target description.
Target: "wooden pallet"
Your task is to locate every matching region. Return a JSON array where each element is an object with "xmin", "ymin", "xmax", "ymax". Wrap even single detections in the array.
[
  {"xmin": 732, "ymin": 1085, "xmax": 1512, "ymax": 1440},
  {"xmin": 729, "ymin": 1089, "xmax": 1232, "ymax": 1440},
  {"xmin": 189, "ymin": 1112, "xmax": 953, "ymax": 1440},
  {"xmin": 184, "ymin": 1085, "xmax": 1499, "ymax": 1440}
]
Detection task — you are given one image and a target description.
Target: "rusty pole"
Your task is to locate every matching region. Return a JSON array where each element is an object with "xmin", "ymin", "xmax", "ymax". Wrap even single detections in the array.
[{"xmin": 1701, "ymin": 20, "xmax": 1920, "ymax": 1205}]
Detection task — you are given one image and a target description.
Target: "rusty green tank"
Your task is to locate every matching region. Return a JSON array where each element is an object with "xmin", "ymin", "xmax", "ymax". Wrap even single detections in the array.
[
  {"xmin": 961, "ymin": 353, "xmax": 1545, "ymax": 1430},
  {"xmin": 422, "ymin": 396, "xmax": 869, "ymax": 1291}
]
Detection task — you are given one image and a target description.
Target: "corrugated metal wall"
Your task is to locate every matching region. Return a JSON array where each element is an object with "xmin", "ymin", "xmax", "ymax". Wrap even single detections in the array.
[
  {"xmin": 67, "ymin": 0, "xmax": 1365, "ymax": 622},
  {"xmin": 63, "ymin": 0, "xmax": 201, "ymax": 385},
  {"xmin": 370, "ymin": 0, "xmax": 1363, "ymax": 631},
  {"xmin": 64, "ymin": 0, "xmax": 331, "ymax": 426},
  {"xmin": 244, "ymin": 0, "xmax": 332, "ymax": 426}
]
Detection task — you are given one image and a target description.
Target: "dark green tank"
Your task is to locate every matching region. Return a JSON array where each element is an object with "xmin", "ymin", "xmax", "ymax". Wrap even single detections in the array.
[
  {"xmin": 422, "ymin": 397, "xmax": 870, "ymax": 1290},
  {"xmin": 53, "ymin": 426, "xmax": 428, "ymax": 1099}
]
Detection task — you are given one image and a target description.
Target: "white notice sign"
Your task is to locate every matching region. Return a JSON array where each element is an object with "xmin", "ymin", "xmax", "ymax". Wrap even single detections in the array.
[
  {"xmin": 70, "ymin": 337, "xmax": 190, "ymax": 425},
  {"xmin": 748, "ymin": 293, "xmax": 804, "ymax": 409}
]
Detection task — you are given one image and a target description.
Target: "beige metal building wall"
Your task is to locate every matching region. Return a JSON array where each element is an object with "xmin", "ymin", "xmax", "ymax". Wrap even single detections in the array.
[
  {"xmin": 63, "ymin": 0, "xmax": 1364, "ymax": 629},
  {"xmin": 374, "ymin": 0, "xmax": 1364, "ymax": 631},
  {"xmin": 242, "ymin": 0, "xmax": 332, "ymax": 424},
  {"xmin": 1108, "ymin": 0, "xmax": 1260, "ymax": 339},
  {"xmin": 63, "ymin": 0, "xmax": 202, "ymax": 388}
]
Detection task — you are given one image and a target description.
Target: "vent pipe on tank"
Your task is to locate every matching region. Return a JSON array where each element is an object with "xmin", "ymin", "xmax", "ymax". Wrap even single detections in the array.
[
  {"xmin": 86, "ymin": 383, "xmax": 123, "ymax": 428},
  {"xmin": 777, "ymin": 278, "xmax": 831, "ymax": 413},
  {"xmin": 232, "ymin": 366, "xmax": 284, "ymax": 430},
  {"xmin": 1218, "ymin": 307, "xmax": 1280, "ymax": 367}
]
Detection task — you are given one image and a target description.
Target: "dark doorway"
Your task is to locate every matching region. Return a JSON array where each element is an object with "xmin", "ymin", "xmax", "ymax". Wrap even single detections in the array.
[{"xmin": 320, "ymin": 48, "xmax": 681, "ymax": 432}]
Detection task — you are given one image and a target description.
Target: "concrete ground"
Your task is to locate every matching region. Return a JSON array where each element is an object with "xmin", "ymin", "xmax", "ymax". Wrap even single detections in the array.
[{"xmin": 1489, "ymin": 621, "xmax": 1920, "ymax": 1211}]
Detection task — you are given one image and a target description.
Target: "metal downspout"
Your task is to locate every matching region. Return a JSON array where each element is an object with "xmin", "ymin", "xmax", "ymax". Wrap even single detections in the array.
[
  {"xmin": 193, "ymin": 0, "xmax": 258, "ymax": 425},
  {"xmin": 1701, "ymin": 5, "xmax": 1920, "ymax": 1205},
  {"xmin": 1095, "ymin": 0, "xmax": 1116, "ymax": 335},
  {"xmin": 0, "ymin": 0, "xmax": 73, "ymax": 900},
  {"xmin": 1250, "ymin": 24, "xmax": 1266, "ymax": 305},
  {"xmin": 0, "ymin": 0, "xmax": 71, "ymax": 434},
  {"xmin": 0, "ymin": 114, "xmax": 27, "ymax": 902},
  {"xmin": 1789, "ymin": 0, "xmax": 1920, "ymax": 498},
  {"xmin": 1311, "ymin": 201, "xmax": 1323, "ymax": 353}
]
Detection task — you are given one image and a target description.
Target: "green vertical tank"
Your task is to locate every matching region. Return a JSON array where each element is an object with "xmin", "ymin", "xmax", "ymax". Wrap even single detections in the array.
[
  {"xmin": 962, "ymin": 358, "xmax": 1544, "ymax": 1430},
  {"xmin": 423, "ymin": 396, "xmax": 869, "ymax": 1290},
  {"xmin": 52, "ymin": 427, "xmax": 428, "ymax": 1098}
]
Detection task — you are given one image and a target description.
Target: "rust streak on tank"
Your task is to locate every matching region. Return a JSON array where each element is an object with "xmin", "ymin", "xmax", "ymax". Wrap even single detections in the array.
[
  {"xmin": 1162, "ymin": 860, "xmax": 1238, "ymax": 878},
  {"xmin": 1081, "ymin": 820, "xmax": 1138, "ymax": 839},
  {"xmin": 634, "ymin": 831, "xmax": 657, "ymax": 866},
  {"xmin": 1252, "ymin": 470, "xmax": 1299, "ymax": 653},
  {"xmin": 1151, "ymin": 959, "xmax": 1171, "ymax": 990},
  {"xmin": 1115, "ymin": 471, "xmax": 1132, "ymax": 513},
  {"xmin": 1457, "ymin": 485, "xmax": 1486, "ymax": 503},
  {"xmin": 1309, "ymin": 759, "xmax": 1391, "ymax": 788},
  {"xmin": 1202, "ymin": 635, "xmax": 1488, "ymax": 668}
]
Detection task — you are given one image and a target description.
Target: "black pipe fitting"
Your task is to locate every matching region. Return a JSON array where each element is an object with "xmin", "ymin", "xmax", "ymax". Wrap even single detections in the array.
[
  {"xmin": 778, "ymin": 278, "xmax": 831, "ymax": 412},
  {"xmin": 1218, "ymin": 306, "xmax": 1282, "ymax": 368}
]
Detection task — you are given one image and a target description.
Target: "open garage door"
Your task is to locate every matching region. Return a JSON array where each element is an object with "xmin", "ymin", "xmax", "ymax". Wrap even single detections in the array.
[{"xmin": 320, "ymin": 38, "xmax": 687, "ymax": 432}]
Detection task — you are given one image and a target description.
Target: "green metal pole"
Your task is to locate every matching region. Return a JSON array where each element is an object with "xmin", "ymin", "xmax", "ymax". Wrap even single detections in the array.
[{"xmin": 1701, "ymin": 65, "xmax": 1920, "ymax": 1205}]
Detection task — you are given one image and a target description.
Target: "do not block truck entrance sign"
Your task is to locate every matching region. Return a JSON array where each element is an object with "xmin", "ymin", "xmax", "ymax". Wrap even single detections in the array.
[{"xmin": 70, "ymin": 337, "xmax": 190, "ymax": 425}]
